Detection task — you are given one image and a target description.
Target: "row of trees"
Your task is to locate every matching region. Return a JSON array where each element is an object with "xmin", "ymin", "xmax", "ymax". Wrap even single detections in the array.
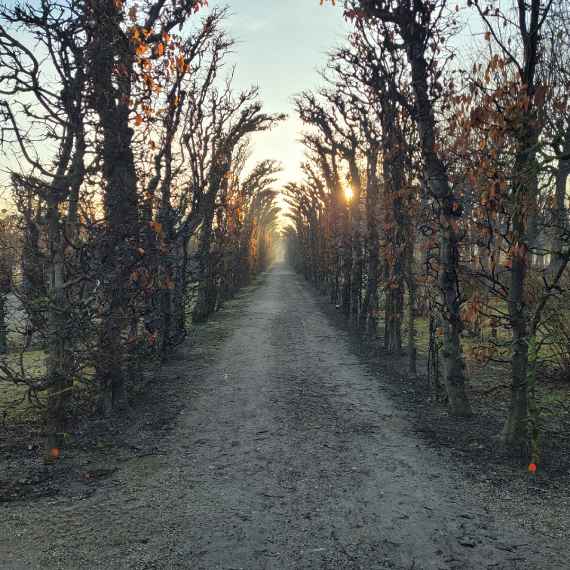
[
  {"xmin": 0, "ymin": 1, "xmax": 281, "ymax": 459},
  {"xmin": 286, "ymin": 0, "xmax": 570, "ymax": 459}
]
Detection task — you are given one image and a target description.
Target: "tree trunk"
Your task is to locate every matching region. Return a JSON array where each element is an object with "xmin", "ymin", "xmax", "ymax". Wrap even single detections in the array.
[
  {"xmin": 385, "ymin": 282, "xmax": 404, "ymax": 353},
  {"xmin": 380, "ymin": 104, "xmax": 406, "ymax": 354},
  {"xmin": 502, "ymin": 147, "xmax": 537, "ymax": 451},
  {"xmin": 126, "ymin": 316, "xmax": 142, "ymax": 387},
  {"xmin": 172, "ymin": 239, "xmax": 190, "ymax": 343},
  {"xmin": 348, "ymin": 156, "xmax": 363, "ymax": 327},
  {"xmin": 21, "ymin": 202, "xmax": 47, "ymax": 349},
  {"xmin": 0, "ymin": 255, "xmax": 9, "ymax": 356},
  {"xmin": 341, "ymin": 237, "xmax": 352, "ymax": 317},
  {"xmin": 193, "ymin": 199, "xmax": 216, "ymax": 323},
  {"xmin": 0, "ymin": 292, "xmax": 7, "ymax": 355},
  {"xmin": 362, "ymin": 146, "xmax": 380, "ymax": 336},
  {"xmin": 502, "ymin": 262, "xmax": 530, "ymax": 453},
  {"xmin": 45, "ymin": 199, "xmax": 70, "ymax": 458},
  {"xmin": 406, "ymin": 37, "xmax": 471, "ymax": 416},
  {"xmin": 439, "ymin": 226, "xmax": 471, "ymax": 416},
  {"xmin": 405, "ymin": 237, "xmax": 417, "ymax": 375},
  {"xmin": 89, "ymin": 0, "xmax": 139, "ymax": 413},
  {"xmin": 550, "ymin": 126, "xmax": 570, "ymax": 276}
]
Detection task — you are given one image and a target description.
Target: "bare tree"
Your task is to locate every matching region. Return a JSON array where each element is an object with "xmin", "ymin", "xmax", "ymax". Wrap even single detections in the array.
[{"xmin": 0, "ymin": 0, "xmax": 89, "ymax": 456}]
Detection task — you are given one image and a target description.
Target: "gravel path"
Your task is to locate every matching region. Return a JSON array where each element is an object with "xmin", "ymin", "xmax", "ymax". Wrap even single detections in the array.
[{"xmin": 1, "ymin": 265, "xmax": 566, "ymax": 569}]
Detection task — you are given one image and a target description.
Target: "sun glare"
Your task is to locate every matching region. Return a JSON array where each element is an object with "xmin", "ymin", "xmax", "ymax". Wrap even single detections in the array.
[{"xmin": 344, "ymin": 185, "xmax": 354, "ymax": 202}]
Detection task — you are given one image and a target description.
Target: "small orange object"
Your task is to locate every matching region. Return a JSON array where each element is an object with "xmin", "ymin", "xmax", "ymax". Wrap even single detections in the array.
[
  {"xmin": 50, "ymin": 447, "xmax": 61, "ymax": 460},
  {"xmin": 528, "ymin": 463, "xmax": 537, "ymax": 474}
]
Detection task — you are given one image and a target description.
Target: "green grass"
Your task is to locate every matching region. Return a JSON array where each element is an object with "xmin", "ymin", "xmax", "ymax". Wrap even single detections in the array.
[{"xmin": 0, "ymin": 350, "xmax": 47, "ymax": 423}]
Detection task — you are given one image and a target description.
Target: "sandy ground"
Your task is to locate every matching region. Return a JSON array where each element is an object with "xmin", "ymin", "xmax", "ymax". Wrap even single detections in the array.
[{"xmin": 1, "ymin": 265, "xmax": 567, "ymax": 569}]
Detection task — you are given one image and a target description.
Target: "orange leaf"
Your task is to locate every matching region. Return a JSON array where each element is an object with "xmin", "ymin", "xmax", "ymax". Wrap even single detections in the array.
[
  {"xmin": 176, "ymin": 55, "xmax": 188, "ymax": 73},
  {"xmin": 150, "ymin": 221, "xmax": 163, "ymax": 235},
  {"xmin": 136, "ymin": 43, "xmax": 148, "ymax": 57}
]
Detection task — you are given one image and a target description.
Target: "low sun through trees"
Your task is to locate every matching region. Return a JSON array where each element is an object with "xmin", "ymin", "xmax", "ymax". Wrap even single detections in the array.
[
  {"xmin": 2, "ymin": 2, "xmax": 570, "ymax": 567},
  {"xmin": 286, "ymin": 0, "xmax": 570, "ymax": 464},
  {"xmin": 1, "ymin": 0, "xmax": 569, "ymax": 472}
]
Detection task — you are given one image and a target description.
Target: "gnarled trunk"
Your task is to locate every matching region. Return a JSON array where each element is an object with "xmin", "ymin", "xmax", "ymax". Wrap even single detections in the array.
[
  {"xmin": 406, "ymin": 37, "xmax": 471, "ymax": 416},
  {"xmin": 89, "ymin": 0, "xmax": 139, "ymax": 414}
]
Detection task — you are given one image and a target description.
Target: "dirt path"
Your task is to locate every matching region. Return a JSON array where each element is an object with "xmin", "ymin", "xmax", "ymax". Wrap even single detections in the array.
[{"xmin": 1, "ymin": 265, "xmax": 566, "ymax": 569}]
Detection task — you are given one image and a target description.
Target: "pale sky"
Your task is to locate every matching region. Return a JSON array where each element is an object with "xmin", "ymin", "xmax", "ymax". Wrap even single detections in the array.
[
  {"xmin": 0, "ymin": 1, "xmax": 348, "ymax": 211},
  {"xmin": 204, "ymin": 0, "xmax": 349, "ymax": 189}
]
